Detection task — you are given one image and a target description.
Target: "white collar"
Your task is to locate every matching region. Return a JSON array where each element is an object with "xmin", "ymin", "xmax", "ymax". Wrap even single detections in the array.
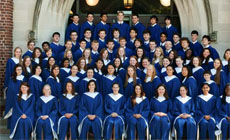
[
  {"xmin": 183, "ymin": 47, "xmax": 189, "ymax": 52},
  {"xmin": 222, "ymin": 60, "xmax": 228, "ymax": 66},
  {"xmin": 67, "ymin": 75, "xmax": 79, "ymax": 82},
  {"xmin": 113, "ymin": 38, "xmax": 119, "ymax": 42},
  {"xmin": 144, "ymin": 40, "xmax": 149, "ymax": 44},
  {"xmin": 182, "ymin": 77, "xmax": 187, "ymax": 83},
  {"xmin": 128, "ymin": 77, "xmax": 134, "ymax": 83},
  {"xmin": 43, "ymin": 57, "xmax": 48, "ymax": 61},
  {"xmin": 80, "ymin": 47, "xmax": 84, "ymax": 52},
  {"xmin": 160, "ymin": 42, "xmax": 166, "ymax": 46},
  {"xmin": 150, "ymin": 49, "xmax": 155, "ymax": 53},
  {"xmin": 94, "ymin": 68, "xmax": 102, "ymax": 75},
  {"xmin": 174, "ymin": 41, "xmax": 180, "ymax": 45},
  {"xmin": 205, "ymin": 80, "xmax": 215, "ymax": 85},
  {"xmin": 210, "ymin": 68, "xmax": 216, "ymax": 75},
  {"xmin": 83, "ymin": 77, "xmax": 96, "ymax": 82},
  {"xmin": 134, "ymin": 21, "xmax": 139, "ymax": 26},
  {"xmin": 175, "ymin": 67, "xmax": 182, "ymax": 73},
  {"xmin": 79, "ymin": 69, "xmax": 86, "ymax": 74},
  {"xmin": 63, "ymin": 94, "xmax": 75, "ymax": 100},
  {"xmin": 84, "ymin": 92, "xmax": 99, "ymax": 99},
  {"xmin": 204, "ymin": 45, "xmax": 210, "ymax": 48},
  {"xmin": 103, "ymin": 59, "xmax": 111, "ymax": 65},
  {"xmin": 156, "ymin": 96, "xmax": 166, "ymax": 102},
  {"xmin": 52, "ymin": 42, "xmax": 59, "ymax": 46},
  {"xmin": 92, "ymin": 50, "xmax": 99, "ymax": 54},
  {"xmin": 198, "ymin": 94, "xmax": 213, "ymax": 102},
  {"xmin": 16, "ymin": 75, "xmax": 24, "ymax": 81},
  {"xmin": 20, "ymin": 94, "xmax": 32, "ymax": 101},
  {"xmin": 192, "ymin": 66, "xmax": 203, "ymax": 73},
  {"xmin": 107, "ymin": 48, "xmax": 113, "ymax": 53},
  {"xmin": 12, "ymin": 57, "xmax": 19, "ymax": 64},
  {"xmin": 117, "ymin": 21, "xmax": 124, "ymax": 24},
  {"xmin": 28, "ymin": 49, "xmax": 33, "ymax": 53},
  {"xmin": 101, "ymin": 21, "xmax": 106, "ymax": 25},
  {"xmin": 164, "ymin": 75, "xmax": 176, "ymax": 82},
  {"xmin": 99, "ymin": 38, "xmax": 105, "ymax": 42},
  {"xmin": 26, "ymin": 67, "xmax": 31, "ymax": 73},
  {"xmin": 146, "ymin": 76, "xmax": 152, "ymax": 83},
  {"xmin": 136, "ymin": 96, "xmax": 146, "ymax": 104},
  {"xmin": 61, "ymin": 67, "xmax": 70, "ymax": 73},
  {"xmin": 166, "ymin": 24, "xmax": 172, "ymax": 28},
  {"xmin": 161, "ymin": 67, "xmax": 166, "ymax": 73},
  {"xmin": 40, "ymin": 95, "xmax": 55, "ymax": 103},
  {"xmin": 143, "ymin": 68, "xmax": 147, "ymax": 74},
  {"xmin": 73, "ymin": 22, "xmax": 79, "ymax": 26},
  {"xmin": 185, "ymin": 59, "xmax": 191, "ymax": 65},
  {"xmin": 48, "ymin": 76, "xmax": 60, "ymax": 83},
  {"xmin": 226, "ymin": 96, "xmax": 230, "ymax": 103},
  {"xmin": 84, "ymin": 38, "xmax": 91, "ymax": 42},
  {"xmin": 192, "ymin": 40, "xmax": 198, "ymax": 44},
  {"xmin": 108, "ymin": 93, "xmax": 123, "ymax": 101},
  {"xmin": 31, "ymin": 75, "xmax": 42, "ymax": 82},
  {"xmin": 87, "ymin": 21, "xmax": 93, "ymax": 26},
  {"xmin": 105, "ymin": 75, "xmax": 116, "ymax": 81},
  {"xmin": 130, "ymin": 38, "xmax": 136, "ymax": 42},
  {"xmin": 166, "ymin": 48, "xmax": 172, "ymax": 53},
  {"xmin": 151, "ymin": 23, "xmax": 157, "ymax": 27},
  {"xmin": 176, "ymin": 96, "xmax": 191, "ymax": 104},
  {"xmin": 202, "ymin": 58, "xmax": 213, "ymax": 63},
  {"xmin": 154, "ymin": 58, "xmax": 159, "ymax": 63},
  {"xmin": 34, "ymin": 58, "xmax": 40, "ymax": 64}
]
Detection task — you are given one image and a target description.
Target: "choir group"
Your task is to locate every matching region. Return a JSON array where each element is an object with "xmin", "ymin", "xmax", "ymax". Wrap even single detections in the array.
[{"xmin": 3, "ymin": 11, "xmax": 230, "ymax": 140}]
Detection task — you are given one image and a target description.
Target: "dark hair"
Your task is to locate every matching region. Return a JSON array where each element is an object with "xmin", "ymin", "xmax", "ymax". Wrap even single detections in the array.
[
  {"xmin": 173, "ymin": 32, "xmax": 181, "ymax": 38},
  {"xmin": 72, "ymin": 14, "xmax": 79, "ymax": 18},
  {"xmin": 106, "ymin": 39, "xmax": 114, "ymax": 44},
  {"xmin": 84, "ymin": 28, "xmax": 91, "ymax": 34},
  {"xmin": 160, "ymin": 32, "xmax": 168, "ymax": 38},
  {"xmin": 95, "ymin": 58, "xmax": 106, "ymax": 74},
  {"xmin": 182, "ymin": 66, "xmax": 192, "ymax": 79},
  {"xmin": 134, "ymin": 39, "xmax": 143, "ymax": 46},
  {"xmin": 214, "ymin": 58, "xmax": 223, "ymax": 85},
  {"xmin": 180, "ymin": 85, "xmax": 188, "ymax": 93},
  {"xmin": 47, "ymin": 56, "xmax": 56, "ymax": 69},
  {"xmin": 113, "ymin": 57, "xmax": 123, "ymax": 74},
  {"xmin": 112, "ymin": 82, "xmax": 120, "ymax": 88},
  {"xmin": 223, "ymin": 49, "xmax": 230, "ymax": 72},
  {"xmin": 221, "ymin": 84, "xmax": 230, "ymax": 104},
  {"xmin": 203, "ymin": 70, "xmax": 211, "ymax": 76},
  {"xmin": 201, "ymin": 83, "xmax": 210, "ymax": 89},
  {"xmin": 112, "ymin": 28, "xmax": 120, "ymax": 35},
  {"xmin": 22, "ymin": 56, "xmax": 32, "ymax": 77},
  {"xmin": 32, "ymin": 64, "xmax": 42, "ymax": 75},
  {"xmin": 131, "ymin": 84, "xmax": 146, "ymax": 106},
  {"xmin": 164, "ymin": 16, "xmax": 171, "ymax": 21},
  {"xmin": 27, "ymin": 40, "xmax": 35, "ymax": 46},
  {"xmin": 155, "ymin": 84, "xmax": 169, "ymax": 99},
  {"xmin": 52, "ymin": 32, "xmax": 60, "ymax": 37},
  {"xmin": 64, "ymin": 81, "xmax": 75, "ymax": 95},
  {"xmin": 129, "ymin": 27, "xmax": 137, "ymax": 33},
  {"xmin": 150, "ymin": 15, "xmax": 158, "ymax": 22},
  {"xmin": 132, "ymin": 13, "xmax": 139, "ymax": 18},
  {"xmin": 42, "ymin": 41, "xmax": 50, "ymax": 48},
  {"xmin": 180, "ymin": 37, "xmax": 190, "ymax": 44},
  {"xmin": 51, "ymin": 65, "xmax": 60, "ymax": 81},
  {"xmin": 99, "ymin": 29, "xmax": 106, "ymax": 34},
  {"xmin": 200, "ymin": 48, "xmax": 211, "ymax": 65},
  {"xmin": 87, "ymin": 80, "xmax": 97, "ymax": 92},
  {"xmin": 60, "ymin": 58, "xmax": 70, "ymax": 68},
  {"xmin": 32, "ymin": 47, "xmax": 43, "ymax": 65},
  {"xmin": 143, "ymin": 30, "xmax": 150, "ymax": 35},
  {"xmin": 80, "ymin": 39, "xmax": 87, "ymax": 43},
  {"xmin": 191, "ymin": 30, "xmax": 199, "ymax": 35},
  {"xmin": 70, "ymin": 31, "xmax": 78, "ymax": 36},
  {"xmin": 87, "ymin": 12, "xmax": 94, "ymax": 17},
  {"xmin": 18, "ymin": 82, "xmax": 31, "ymax": 101},
  {"xmin": 12, "ymin": 64, "xmax": 23, "ymax": 82},
  {"xmin": 202, "ymin": 35, "xmax": 211, "ymax": 42},
  {"xmin": 100, "ymin": 13, "xmax": 107, "ymax": 17}
]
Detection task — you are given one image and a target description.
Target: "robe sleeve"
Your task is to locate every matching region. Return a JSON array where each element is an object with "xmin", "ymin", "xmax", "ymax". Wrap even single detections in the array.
[
  {"xmin": 73, "ymin": 96, "xmax": 80, "ymax": 114},
  {"xmin": 118, "ymin": 97, "xmax": 126, "ymax": 116},
  {"xmin": 173, "ymin": 99, "xmax": 181, "ymax": 116},
  {"xmin": 195, "ymin": 97, "xmax": 204, "ymax": 120},
  {"xmin": 140, "ymin": 99, "xmax": 150, "ymax": 119},
  {"xmin": 49, "ymin": 99, "xmax": 58, "ymax": 118},
  {"xmin": 95, "ymin": 94, "xmax": 103, "ymax": 118},
  {"xmin": 190, "ymin": 100, "xmax": 195, "ymax": 116},
  {"xmin": 36, "ymin": 99, "xmax": 42, "ymax": 117},
  {"xmin": 125, "ymin": 98, "xmax": 135, "ymax": 118},
  {"xmin": 104, "ymin": 96, "xmax": 113, "ymax": 115},
  {"xmin": 25, "ymin": 95, "xmax": 35, "ymax": 115},
  {"xmin": 79, "ymin": 95, "xmax": 89, "ymax": 120},
  {"xmin": 59, "ymin": 97, "xmax": 66, "ymax": 116},
  {"xmin": 216, "ymin": 98, "xmax": 227, "ymax": 118},
  {"xmin": 13, "ymin": 96, "xmax": 23, "ymax": 116}
]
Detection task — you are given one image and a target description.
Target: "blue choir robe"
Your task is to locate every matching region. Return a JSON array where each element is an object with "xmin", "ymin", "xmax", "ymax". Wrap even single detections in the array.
[
  {"xmin": 164, "ymin": 49, "xmax": 172, "ymax": 57},
  {"xmin": 86, "ymin": 59, "xmax": 95, "ymax": 68},
  {"xmin": 115, "ymin": 68, "xmax": 126, "ymax": 85},
  {"xmin": 177, "ymin": 49, "xmax": 187, "ymax": 60},
  {"xmin": 59, "ymin": 68, "xmax": 71, "ymax": 86},
  {"xmin": 182, "ymin": 76, "xmax": 198, "ymax": 100},
  {"xmin": 50, "ymin": 42, "xmax": 65, "ymax": 59},
  {"xmin": 196, "ymin": 94, "xmax": 217, "ymax": 140},
  {"xmin": 4, "ymin": 57, "xmax": 20, "ymax": 88},
  {"xmin": 42, "ymin": 58, "xmax": 49, "ymax": 70},
  {"xmin": 163, "ymin": 25, "xmax": 178, "ymax": 42},
  {"xmin": 72, "ymin": 42, "xmax": 80, "ymax": 52},
  {"xmin": 46, "ymin": 76, "xmax": 62, "ymax": 98},
  {"xmin": 58, "ymin": 94, "xmax": 80, "ymax": 140},
  {"xmin": 100, "ymin": 75, "xmax": 124, "ymax": 97},
  {"xmin": 91, "ymin": 51, "xmax": 100, "ymax": 61},
  {"xmin": 190, "ymin": 41, "xmax": 203, "ymax": 56},
  {"xmin": 113, "ymin": 39, "xmax": 120, "ymax": 50},
  {"xmin": 65, "ymin": 22, "xmax": 80, "ymax": 40},
  {"xmin": 35, "ymin": 95, "xmax": 58, "ymax": 140},
  {"xmin": 147, "ymin": 24, "xmax": 162, "ymax": 46},
  {"xmin": 98, "ymin": 39, "xmax": 106, "ymax": 52},
  {"xmin": 149, "ymin": 97, "xmax": 172, "ymax": 140},
  {"xmin": 115, "ymin": 47, "xmax": 133, "ymax": 58},
  {"xmin": 142, "ymin": 76, "xmax": 162, "ymax": 99},
  {"xmin": 94, "ymin": 21, "xmax": 110, "ymax": 40},
  {"xmin": 204, "ymin": 45, "xmax": 220, "ymax": 60},
  {"xmin": 4, "ymin": 75, "xmax": 25, "ymax": 129},
  {"xmin": 146, "ymin": 50, "xmax": 155, "ymax": 61},
  {"xmin": 78, "ymin": 92, "xmax": 103, "ymax": 140},
  {"xmin": 124, "ymin": 77, "xmax": 142, "ymax": 99},
  {"xmin": 79, "ymin": 77, "xmax": 100, "ymax": 95},
  {"xmin": 154, "ymin": 62, "xmax": 162, "ymax": 74},
  {"xmin": 125, "ymin": 97, "xmax": 150, "ymax": 140},
  {"xmin": 175, "ymin": 67, "xmax": 183, "ymax": 81},
  {"xmin": 22, "ymin": 50, "xmax": 33, "ymax": 58},
  {"xmin": 162, "ymin": 75, "xmax": 181, "ymax": 99},
  {"xmin": 192, "ymin": 66, "xmax": 205, "ymax": 91},
  {"xmin": 108, "ymin": 49, "xmax": 116, "ymax": 61},
  {"xmin": 111, "ymin": 22, "xmax": 130, "ymax": 39},
  {"xmin": 103, "ymin": 93, "xmax": 126, "ymax": 140},
  {"xmin": 28, "ymin": 75, "xmax": 44, "ymax": 100},
  {"xmin": 173, "ymin": 96, "xmax": 196, "ymax": 140},
  {"xmin": 23, "ymin": 69, "xmax": 32, "ymax": 82},
  {"xmin": 126, "ymin": 39, "xmax": 135, "ymax": 50},
  {"xmin": 210, "ymin": 68, "xmax": 228, "ymax": 95},
  {"xmin": 132, "ymin": 22, "xmax": 145, "ymax": 40},
  {"xmin": 204, "ymin": 80, "xmax": 220, "ymax": 97},
  {"xmin": 80, "ymin": 21, "xmax": 95, "ymax": 40},
  {"xmin": 41, "ymin": 68, "xmax": 51, "ymax": 81},
  {"xmin": 77, "ymin": 69, "xmax": 87, "ymax": 80},
  {"xmin": 201, "ymin": 58, "xmax": 214, "ymax": 71},
  {"xmin": 10, "ymin": 94, "xmax": 35, "ymax": 140},
  {"xmin": 73, "ymin": 48, "xmax": 84, "ymax": 62},
  {"xmin": 143, "ymin": 41, "xmax": 150, "ymax": 52},
  {"xmin": 160, "ymin": 67, "xmax": 167, "ymax": 79},
  {"xmin": 173, "ymin": 42, "xmax": 182, "ymax": 51},
  {"xmin": 93, "ymin": 68, "xmax": 104, "ymax": 82},
  {"xmin": 63, "ymin": 75, "xmax": 80, "ymax": 94},
  {"xmin": 216, "ymin": 96, "xmax": 230, "ymax": 139},
  {"xmin": 222, "ymin": 60, "xmax": 230, "ymax": 83},
  {"xmin": 85, "ymin": 39, "xmax": 91, "ymax": 49}
]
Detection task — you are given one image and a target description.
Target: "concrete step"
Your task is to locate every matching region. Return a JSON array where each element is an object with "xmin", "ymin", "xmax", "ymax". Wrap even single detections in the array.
[{"xmin": 0, "ymin": 118, "xmax": 9, "ymax": 135}]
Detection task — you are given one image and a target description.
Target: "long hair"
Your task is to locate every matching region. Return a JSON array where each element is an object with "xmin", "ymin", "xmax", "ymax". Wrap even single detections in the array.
[
  {"xmin": 83, "ymin": 48, "xmax": 92, "ymax": 64},
  {"xmin": 221, "ymin": 83, "xmax": 230, "ymax": 104},
  {"xmin": 181, "ymin": 65, "xmax": 192, "ymax": 81},
  {"xmin": 14, "ymin": 47, "xmax": 22, "ymax": 65},
  {"xmin": 155, "ymin": 84, "xmax": 169, "ymax": 99},
  {"xmin": 32, "ymin": 64, "xmax": 42, "ymax": 75},
  {"xmin": 50, "ymin": 65, "xmax": 59, "ymax": 82},
  {"xmin": 124, "ymin": 65, "xmax": 137, "ymax": 87},
  {"xmin": 200, "ymin": 48, "xmax": 212, "ymax": 65},
  {"xmin": 32, "ymin": 47, "xmax": 43, "ymax": 65},
  {"xmin": 47, "ymin": 56, "xmax": 56, "ymax": 70},
  {"xmin": 214, "ymin": 58, "xmax": 222, "ymax": 85},
  {"xmin": 22, "ymin": 56, "xmax": 32, "ymax": 77},
  {"xmin": 77, "ymin": 57, "xmax": 87, "ymax": 71},
  {"xmin": 12, "ymin": 64, "xmax": 23, "ymax": 82},
  {"xmin": 144, "ymin": 64, "xmax": 157, "ymax": 83},
  {"xmin": 116, "ymin": 47, "xmax": 126, "ymax": 60},
  {"xmin": 18, "ymin": 82, "xmax": 31, "ymax": 101},
  {"xmin": 94, "ymin": 58, "xmax": 106, "ymax": 74},
  {"xmin": 64, "ymin": 81, "xmax": 75, "ymax": 95},
  {"xmin": 223, "ymin": 49, "xmax": 230, "ymax": 72},
  {"xmin": 152, "ymin": 47, "xmax": 164, "ymax": 66},
  {"xmin": 64, "ymin": 49, "xmax": 74, "ymax": 65},
  {"xmin": 129, "ymin": 55, "xmax": 139, "ymax": 68},
  {"xmin": 87, "ymin": 80, "xmax": 97, "ymax": 92},
  {"xmin": 131, "ymin": 84, "xmax": 145, "ymax": 106},
  {"xmin": 100, "ymin": 48, "xmax": 109, "ymax": 60}
]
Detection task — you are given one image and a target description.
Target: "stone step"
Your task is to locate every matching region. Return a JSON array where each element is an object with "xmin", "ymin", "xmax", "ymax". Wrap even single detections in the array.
[{"xmin": 0, "ymin": 118, "xmax": 9, "ymax": 135}]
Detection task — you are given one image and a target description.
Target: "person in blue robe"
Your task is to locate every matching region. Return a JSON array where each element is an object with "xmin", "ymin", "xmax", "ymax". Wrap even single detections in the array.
[
  {"xmin": 46, "ymin": 65, "xmax": 62, "ymax": 98},
  {"xmin": 131, "ymin": 14, "xmax": 145, "ymax": 40},
  {"xmin": 203, "ymin": 71, "xmax": 220, "ymax": 97},
  {"xmin": 73, "ymin": 39, "xmax": 87, "ymax": 62},
  {"xmin": 196, "ymin": 83, "xmax": 217, "ymax": 140},
  {"xmin": 202, "ymin": 35, "xmax": 220, "ymax": 60},
  {"xmin": 163, "ymin": 16, "xmax": 178, "ymax": 42},
  {"xmin": 28, "ymin": 65, "xmax": 44, "ymax": 100},
  {"xmin": 50, "ymin": 32, "xmax": 65, "ymax": 58},
  {"xmin": 78, "ymin": 80, "xmax": 103, "ymax": 140},
  {"xmin": 190, "ymin": 30, "xmax": 203, "ymax": 56},
  {"xmin": 59, "ymin": 58, "xmax": 71, "ymax": 86},
  {"xmin": 103, "ymin": 83, "xmax": 126, "ymax": 140},
  {"xmin": 22, "ymin": 40, "xmax": 35, "ymax": 58},
  {"xmin": 149, "ymin": 84, "xmax": 172, "ymax": 140},
  {"xmin": 216, "ymin": 84, "xmax": 230, "ymax": 140},
  {"xmin": 173, "ymin": 86, "xmax": 197, "ymax": 140},
  {"xmin": 22, "ymin": 56, "xmax": 33, "ymax": 82},
  {"xmin": 162, "ymin": 65, "xmax": 181, "ymax": 99},
  {"xmin": 192, "ymin": 57, "xmax": 205, "ymax": 91},
  {"xmin": 58, "ymin": 81, "xmax": 80, "ymax": 140},
  {"xmin": 9, "ymin": 82, "xmax": 35, "ymax": 140},
  {"xmin": 142, "ymin": 64, "xmax": 162, "ymax": 99},
  {"xmin": 35, "ymin": 84, "xmax": 58, "ymax": 140},
  {"xmin": 113, "ymin": 57, "xmax": 127, "ymax": 84},
  {"xmin": 147, "ymin": 15, "xmax": 162, "ymax": 46},
  {"xmin": 80, "ymin": 13, "xmax": 95, "ymax": 40},
  {"xmin": 100, "ymin": 64, "xmax": 124, "ymax": 96},
  {"xmin": 200, "ymin": 48, "xmax": 214, "ymax": 71},
  {"xmin": 181, "ymin": 66, "xmax": 198, "ymax": 100},
  {"xmin": 94, "ymin": 13, "xmax": 110, "ymax": 40},
  {"xmin": 65, "ymin": 14, "xmax": 80, "ymax": 41},
  {"xmin": 125, "ymin": 85, "xmax": 150, "ymax": 140},
  {"xmin": 4, "ymin": 64, "xmax": 25, "ymax": 129},
  {"xmin": 222, "ymin": 49, "xmax": 230, "ymax": 83}
]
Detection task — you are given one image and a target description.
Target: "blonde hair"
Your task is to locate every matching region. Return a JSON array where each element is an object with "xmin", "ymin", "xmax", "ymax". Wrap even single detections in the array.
[
  {"xmin": 144, "ymin": 64, "xmax": 157, "ymax": 82},
  {"xmin": 14, "ymin": 47, "xmax": 22, "ymax": 64},
  {"xmin": 152, "ymin": 47, "xmax": 164, "ymax": 67},
  {"xmin": 64, "ymin": 49, "xmax": 74, "ymax": 65}
]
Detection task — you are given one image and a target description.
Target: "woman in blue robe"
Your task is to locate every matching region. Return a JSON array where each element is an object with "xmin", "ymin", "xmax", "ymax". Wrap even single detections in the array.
[
  {"xmin": 103, "ymin": 83, "xmax": 126, "ymax": 140},
  {"xmin": 174, "ymin": 56, "xmax": 184, "ymax": 81},
  {"xmin": 64, "ymin": 65, "xmax": 81, "ymax": 94},
  {"xmin": 4, "ymin": 64, "xmax": 25, "ymax": 129},
  {"xmin": 125, "ymin": 84, "xmax": 150, "ymax": 140},
  {"xmin": 216, "ymin": 84, "xmax": 230, "ymax": 139},
  {"xmin": 192, "ymin": 56, "xmax": 205, "ymax": 91},
  {"xmin": 10, "ymin": 82, "xmax": 35, "ymax": 140},
  {"xmin": 31, "ymin": 47, "xmax": 43, "ymax": 67},
  {"xmin": 4, "ymin": 47, "xmax": 22, "ymax": 88},
  {"xmin": 181, "ymin": 66, "xmax": 198, "ymax": 100},
  {"xmin": 46, "ymin": 65, "xmax": 62, "ymax": 98},
  {"xmin": 58, "ymin": 81, "xmax": 80, "ymax": 140},
  {"xmin": 142, "ymin": 64, "xmax": 162, "ymax": 99},
  {"xmin": 76, "ymin": 57, "xmax": 87, "ymax": 80},
  {"xmin": 41, "ymin": 56, "xmax": 56, "ymax": 81},
  {"xmin": 173, "ymin": 86, "xmax": 196, "ymax": 140},
  {"xmin": 116, "ymin": 47, "xmax": 130, "ymax": 69},
  {"xmin": 22, "ymin": 56, "xmax": 32, "ymax": 82},
  {"xmin": 162, "ymin": 65, "xmax": 181, "ymax": 99},
  {"xmin": 222, "ymin": 49, "xmax": 230, "ymax": 83},
  {"xmin": 149, "ymin": 84, "xmax": 172, "ymax": 140},
  {"xmin": 196, "ymin": 83, "xmax": 217, "ymax": 140},
  {"xmin": 78, "ymin": 80, "xmax": 103, "ymax": 140},
  {"xmin": 114, "ymin": 57, "xmax": 126, "ymax": 84},
  {"xmin": 200, "ymin": 48, "xmax": 214, "ymax": 71},
  {"xmin": 28, "ymin": 64, "xmax": 44, "ymax": 100},
  {"xmin": 124, "ymin": 65, "xmax": 142, "ymax": 98},
  {"xmin": 93, "ymin": 58, "xmax": 106, "ymax": 83},
  {"xmin": 160, "ymin": 57, "xmax": 171, "ymax": 79},
  {"xmin": 35, "ymin": 84, "xmax": 58, "ymax": 140},
  {"xmin": 100, "ymin": 64, "xmax": 123, "ymax": 96},
  {"xmin": 59, "ymin": 58, "xmax": 71, "ymax": 86}
]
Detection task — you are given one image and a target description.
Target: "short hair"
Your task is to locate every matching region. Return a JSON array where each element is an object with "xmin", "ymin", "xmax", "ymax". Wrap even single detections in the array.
[
  {"xmin": 79, "ymin": 39, "xmax": 87, "ymax": 43},
  {"xmin": 106, "ymin": 39, "xmax": 114, "ymax": 44},
  {"xmin": 27, "ymin": 40, "xmax": 35, "ymax": 46},
  {"xmin": 149, "ymin": 40, "xmax": 157, "ymax": 43},
  {"xmin": 100, "ymin": 13, "xmax": 107, "ymax": 17},
  {"xmin": 164, "ymin": 16, "xmax": 171, "ymax": 21},
  {"xmin": 87, "ymin": 12, "xmax": 94, "ymax": 17},
  {"xmin": 119, "ymin": 37, "xmax": 126, "ymax": 42},
  {"xmin": 129, "ymin": 27, "xmax": 137, "ymax": 33},
  {"xmin": 202, "ymin": 35, "xmax": 211, "ymax": 41},
  {"xmin": 84, "ymin": 28, "xmax": 91, "ymax": 34},
  {"xmin": 143, "ymin": 30, "xmax": 150, "ymax": 35},
  {"xmin": 132, "ymin": 13, "xmax": 139, "ymax": 18},
  {"xmin": 70, "ymin": 30, "xmax": 78, "ymax": 35},
  {"xmin": 150, "ymin": 15, "xmax": 158, "ymax": 22},
  {"xmin": 92, "ymin": 40, "xmax": 99, "ymax": 44},
  {"xmin": 160, "ymin": 32, "xmax": 168, "ymax": 37},
  {"xmin": 180, "ymin": 37, "xmax": 190, "ymax": 44},
  {"xmin": 191, "ymin": 30, "xmax": 199, "ymax": 36},
  {"xmin": 117, "ymin": 11, "xmax": 124, "ymax": 15},
  {"xmin": 72, "ymin": 14, "xmax": 79, "ymax": 18},
  {"xmin": 52, "ymin": 32, "xmax": 60, "ymax": 37},
  {"xmin": 112, "ymin": 28, "xmax": 120, "ymax": 34},
  {"xmin": 173, "ymin": 32, "xmax": 181, "ymax": 38},
  {"xmin": 42, "ymin": 41, "xmax": 50, "ymax": 47},
  {"xmin": 98, "ymin": 29, "xmax": 106, "ymax": 33},
  {"xmin": 65, "ymin": 40, "xmax": 72, "ymax": 44},
  {"xmin": 203, "ymin": 70, "xmax": 211, "ymax": 76}
]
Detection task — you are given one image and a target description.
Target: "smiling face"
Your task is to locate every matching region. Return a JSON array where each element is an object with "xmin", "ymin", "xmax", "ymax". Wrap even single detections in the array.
[
  {"xmin": 43, "ymin": 85, "xmax": 51, "ymax": 96},
  {"xmin": 135, "ymin": 85, "xmax": 141, "ymax": 97},
  {"xmin": 21, "ymin": 85, "xmax": 29, "ymax": 94},
  {"xmin": 132, "ymin": 15, "xmax": 139, "ymax": 24},
  {"xmin": 16, "ymin": 66, "xmax": 23, "ymax": 76},
  {"xmin": 107, "ymin": 65, "xmax": 115, "ymax": 75},
  {"xmin": 112, "ymin": 84, "xmax": 120, "ymax": 94},
  {"xmin": 35, "ymin": 66, "xmax": 42, "ymax": 76},
  {"xmin": 202, "ymin": 84, "xmax": 210, "ymax": 94},
  {"xmin": 53, "ymin": 66, "xmax": 59, "ymax": 76},
  {"xmin": 14, "ymin": 48, "xmax": 22, "ymax": 58},
  {"xmin": 180, "ymin": 86, "xmax": 187, "ymax": 97},
  {"xmin": 66, "ymin": 82, "xmax": 73, "ymax": 94},
  {"xmin": 166, "ymin": 66, "xmax": 174, "ymax": 76},
  {"xmin": 214, "ymin": 59, "xmax": 221, "ymax": 69},
  {"xmin": 182, "ymin": 67, "xmax": 188, "ymax": 77},
  {"xmin": 87, "ymin": 69, "xmax": 94, "ymax": 79},
  {"xmin": 71, "ymin": 65, "xmax": 78, "ymax": 75},
  {"xmin": 88, "ymin": 81, "xmax": 96, "ymax": 92},
  {"xmin": 157, "ymin": 86, "xmax": 165, "ymax": 96}
]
